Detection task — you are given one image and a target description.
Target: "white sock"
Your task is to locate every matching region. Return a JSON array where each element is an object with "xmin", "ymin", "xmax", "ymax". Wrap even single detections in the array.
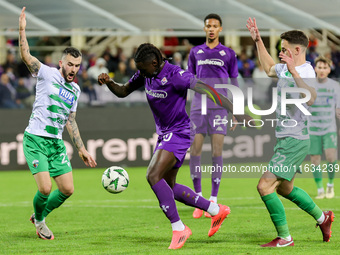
[
  {"xmin": 327, "ymin": 183, "xmax": 334, "ymax": 188},
  {"xmin": 171, "ymin": 220, "xmax": 185, "ymax": 231},
  {"xmin": 197, "ymin": 192, "xmax": 202, "ymax": 197},
  {"xmin": 318, "ymin": 187, "xmax": 325, "ymax": 194},
  {"xmin": 209, "ymin": 196, "xmax": 217, "ymax": 203},
  {"xmin": 35, "ymin": 218, "xmax": 45, "ymax": 226},
  {"xmin": 317, "ymin": 213, "xmax": 325, "ymax": 225},
  {"xmin": 281, "ymin": 235, "xmax": 292, "ymax": 241},
  {"xmin": 207, "ymin": 202, "xmax": 219, "ymax": 216}
]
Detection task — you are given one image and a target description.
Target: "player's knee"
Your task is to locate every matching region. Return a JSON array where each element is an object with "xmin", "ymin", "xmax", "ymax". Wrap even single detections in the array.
[
  {"xmin": 257, "ymin": 180, "xmax": 270, "ymax": 196},
  {"xmin": 39, "ymin": 185, "xmax": 52, "ymax": 196},
  {"xmin": 146, "ymin": 170, "xmax": 162, "ymax": 186},
  {"xmin": 326, "ymin": 156, "xmax": 336, "ymax": 163},
  {"xmin": 62, "ymin": 187, "xmax": 74, "ymax": 197}
]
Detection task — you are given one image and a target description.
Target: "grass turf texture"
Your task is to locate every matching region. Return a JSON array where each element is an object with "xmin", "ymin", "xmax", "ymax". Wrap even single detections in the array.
[{"xmin": 0, "ymin": 163, "xmax": 339, "ymax": 254}]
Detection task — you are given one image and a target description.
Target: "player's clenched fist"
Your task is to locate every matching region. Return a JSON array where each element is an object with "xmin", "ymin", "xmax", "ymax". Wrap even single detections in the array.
[{"xmin": 98, "ymin": 73, "xmax": 110, "ymax": 85}]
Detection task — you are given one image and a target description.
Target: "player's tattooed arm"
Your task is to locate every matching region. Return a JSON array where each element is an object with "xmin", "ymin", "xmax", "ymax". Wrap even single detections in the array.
[
  {"xmin": 66, "ymin": 112, "xmax": 97, "ymax": 168},
  {"xmin": 66, "ymin": 112, "xmax": 85, "ymax": 151},
  {"xmin": 19, "ymin": 7, "xmax": 41, "ymax": 76}
]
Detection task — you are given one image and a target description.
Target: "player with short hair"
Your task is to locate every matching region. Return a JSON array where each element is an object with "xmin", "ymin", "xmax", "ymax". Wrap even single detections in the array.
[
  {"xmin": 98, "ymin": 43, "xmax": 251, "ymax": 249},
  {"xmin": 309, "ymin": 56, "xmax": 340, "ymax": 199},
  {"xmin": 247, "ymin": 17, "xmax": 334, "ymax": 247},
  {"xmin": 19, "ymin": 7, "xmax": 97, "ymax": 240},
  {"xmin": 188, "ymin": 13, "xmax": 239, "ymax": 218}
]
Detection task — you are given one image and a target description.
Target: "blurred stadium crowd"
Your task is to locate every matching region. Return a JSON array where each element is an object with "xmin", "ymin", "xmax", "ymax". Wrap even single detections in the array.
[{"xmin": 1, "ymin": 36, "xmax": 340, "ymax": 109}]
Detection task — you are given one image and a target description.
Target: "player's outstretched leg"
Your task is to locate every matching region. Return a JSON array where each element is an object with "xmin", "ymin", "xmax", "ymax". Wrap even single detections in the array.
[
  {"xmin": 282, "ymin": 186, "xmax": 335, "ymax": 242},
  {"xmin": 30, "ymin": 213, "xmax": 54, "ymax": 240},
  {"xmin": 316, "ymin": 211, "xmax": 335, "ymax": 242}
]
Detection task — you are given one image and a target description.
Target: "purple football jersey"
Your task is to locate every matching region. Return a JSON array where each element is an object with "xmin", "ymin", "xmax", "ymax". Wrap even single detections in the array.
[
  {"xmin": 129, "ymin": 61, "xmax": 197, "ymax": 135},
  {"xmin": 188, "ymin": 43, "xmax": 238, "ymax": 111}
]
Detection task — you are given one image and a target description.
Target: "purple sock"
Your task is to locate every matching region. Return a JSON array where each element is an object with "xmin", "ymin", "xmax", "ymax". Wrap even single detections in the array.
[
  {"xmin": 151, "ymin": 179, "xmax": 180, "ymax": 223},
  {"xmin": 173, "ymin": 183, "xmax": 210, "ymax": 211},
  {"xmin": 211, "ymin": 156, "xmax": 223, "ymax": 197},
  {"xmin": 190, "ymin": 155, "xmax": 202, "ymax": 193}
]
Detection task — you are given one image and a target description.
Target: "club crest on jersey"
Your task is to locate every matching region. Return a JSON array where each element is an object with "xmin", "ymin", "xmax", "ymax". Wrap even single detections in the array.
[
  {"xmin": 219, "ymin": 50, "xmax": 226, "ymax": 56},
  {"xmin": 161, "ymin": 77, "xmax": 168, "ymax": 85},
  {"xmin": 32, "ymin": 159, "xmax": 39, "ymax": 168},
  {"xmin": 59, "ymin": 87, "xmax": 75, "ymax": 105}
]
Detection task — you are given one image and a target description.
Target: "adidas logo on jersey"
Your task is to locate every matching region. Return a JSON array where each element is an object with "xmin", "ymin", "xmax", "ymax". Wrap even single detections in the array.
[{"xmin": 197, "ymin": 49, "xmax": 204, "ymax": 54}]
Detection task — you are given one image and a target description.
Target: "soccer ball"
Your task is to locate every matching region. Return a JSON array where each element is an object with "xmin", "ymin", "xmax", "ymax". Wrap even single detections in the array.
[{"xmin": 101, "ymin": 166, "xmax": 129, "ymax": 194}]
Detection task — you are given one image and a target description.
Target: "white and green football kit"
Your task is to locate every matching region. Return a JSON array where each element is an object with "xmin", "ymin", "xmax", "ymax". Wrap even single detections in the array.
[
  {"xmin": 268, "ymin": 62, "xmax": 316, "ymax": 181},
  {"xmin": 308, "ymin": 78, "xmax": 340, "ymax": 155},
  {"xmin": 23, "ymin": 63, "xmax": 81, "ymax": 177}
]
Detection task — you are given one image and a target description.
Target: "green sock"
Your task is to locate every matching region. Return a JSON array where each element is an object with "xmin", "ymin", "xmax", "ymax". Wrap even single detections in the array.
[
  {"xmin": 33, "ymin": 190, "xmax": 49, "ymax": 221},
  {"xmin": 283, "ymin": 186, "xmax": 323, "ymax": 220},
  {"xmin": 261, "ymin": 192, "xmax": 290, "ymax": 238},
  {"xmin": 42, "ymin": 190, "xmax": 70, "ymax": 218},
  {"xmin": 327, "ymin": 162, "xmax": 336, "ymax": 185},
  {"xmin": 312, "ymin": 165, "xmax": 323, "ymax": 189}
]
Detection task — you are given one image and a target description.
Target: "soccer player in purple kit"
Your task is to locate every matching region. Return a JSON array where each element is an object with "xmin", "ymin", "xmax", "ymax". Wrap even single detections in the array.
[
  {"xmin": 188, "ymin": 14, "xmax": 239, "ymax": 218},
  {"xmin": 98, "ymin": 43, "xmax": 251, "ymax": 249}
]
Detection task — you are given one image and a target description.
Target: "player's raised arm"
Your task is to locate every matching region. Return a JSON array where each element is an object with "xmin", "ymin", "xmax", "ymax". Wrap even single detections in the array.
[
  {"xmin": 19, "ymin": 7, "xmax": 41, "ymax": 76},
  {"xmin": 192, "ymin": 80, "xmax": 253, "ymax": 126},
  {"xmin": 280, "ymin": 48, "xmax": 316, "ymax": 105},
  {"xmin": 66, "ymin": 112, "xmax": 97, "ymax": 168},
  {"xmin": 98, "ymin": 73, "xmax": 143, "ymax": 98},
  {"xmin": 246, "ymin": 17, "xmax": 276, "ymax": 77}
]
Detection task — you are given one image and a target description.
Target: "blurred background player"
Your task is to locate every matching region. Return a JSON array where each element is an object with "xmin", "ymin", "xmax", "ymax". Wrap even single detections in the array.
[
  {"xmin": 308, "ymin": 56, "xmax": 340, "ymax": 199},
  {"xmin": 188, "ymin": 14, "xmax": 239, "ymax": 218},
  {"xmin": 97, "ymin": 43, "xmax": 251, "ymax": 249},
  {"xmin": 19, "ymin": 7, "xmax": 97, "ymax": 240},
  {"xmin": 247, "ymin": 17, "xmax": 334, "ymax": 247}
]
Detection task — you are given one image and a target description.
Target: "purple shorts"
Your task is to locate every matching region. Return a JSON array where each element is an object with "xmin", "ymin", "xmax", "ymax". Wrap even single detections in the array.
[
  {"xmin": 154, "ymin": 131, "xmax": 190, "ymax": 168},
  {"xmin": 190, "ymin": 108, "xmax": 228, "ymax": 136}
]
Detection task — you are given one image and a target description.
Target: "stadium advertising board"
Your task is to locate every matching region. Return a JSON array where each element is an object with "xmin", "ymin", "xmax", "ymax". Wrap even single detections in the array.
[{"xmin": 1, "ymin": 105, "xmax": 336, "ymax": 171}]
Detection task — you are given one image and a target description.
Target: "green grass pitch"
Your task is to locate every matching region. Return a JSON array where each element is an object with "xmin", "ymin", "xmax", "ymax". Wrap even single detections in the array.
[{"xmin": 0, "ymin": 164, "xmax": 339, "ymax": 254}]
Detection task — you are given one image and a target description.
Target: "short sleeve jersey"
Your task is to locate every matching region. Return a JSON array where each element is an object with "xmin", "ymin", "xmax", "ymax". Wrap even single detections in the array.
[
  {"xmin": 188, "ymin": 43, "xmax": 238, "ymax": 111},
  {"xmin": 308, "ymin": 78, "xmax": 340, "ymax": 135},
  {"xmin": 25, "ymin": 63, "xmax": 80, "ymax": 139},
  {"xmin": 129, "ymin": 61, "xmax": 197, "ymax": 135},
  {"xmin": 275, "ymin": 62, "xmax": 316, "ymax": 140}
]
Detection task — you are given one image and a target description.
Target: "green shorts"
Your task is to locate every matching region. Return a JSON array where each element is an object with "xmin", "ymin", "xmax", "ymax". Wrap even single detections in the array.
[
  {"xmin": 310, "ymin": 132, "xmax": 337, "ymax": 155},
  {"xmin": 268, "ymin": 137, "xmax": 310, "ymax": 181},
  {"xmin": 23, "ymin": 132, "xmax": 72, "ymax": 177}
]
